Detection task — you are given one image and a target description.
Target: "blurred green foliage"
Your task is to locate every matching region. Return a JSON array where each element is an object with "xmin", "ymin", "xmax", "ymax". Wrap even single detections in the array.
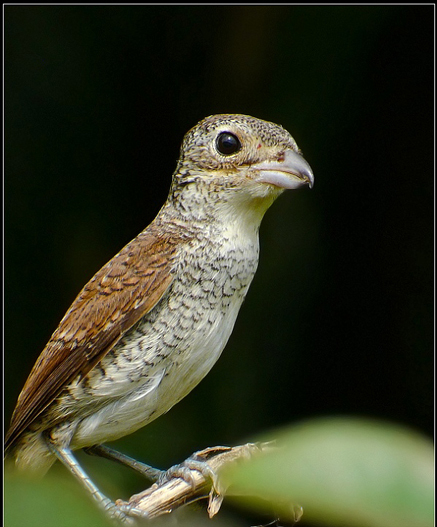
[
  {"xmin": 4, "ymin": 463, "xmax": 110, "ymax": 527},
  {"xmin": 5, "ymin": 5, "xmax": 433, "ymax": 527},
  {"xmin": 5, "ymin": 418, "xmax": 433, "ymax": 527},
  {"xmin": 226, "ymin": 417, "xmax": 434, "ymax": 527}
]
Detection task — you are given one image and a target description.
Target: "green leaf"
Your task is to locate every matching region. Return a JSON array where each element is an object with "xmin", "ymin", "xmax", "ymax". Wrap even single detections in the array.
[
  {"xmin": 4, "ymin": 465, "xmax": 112, "ymax": 527},
  {"xmin": 224, "ymin": 417, "xmax": 434, "ymax": 527}
]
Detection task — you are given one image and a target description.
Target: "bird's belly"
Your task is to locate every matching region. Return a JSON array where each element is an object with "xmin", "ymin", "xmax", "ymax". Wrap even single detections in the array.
[
  {"xmin": 69, "ymin": 245, "xmax": 257, "ymax": 448},
  {"xmin": 72, "ymin": 296, "xmax": 243, "ymax": 448}
]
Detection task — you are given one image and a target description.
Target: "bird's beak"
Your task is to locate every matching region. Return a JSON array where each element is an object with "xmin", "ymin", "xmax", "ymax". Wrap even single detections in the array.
[{"xmin": 252, "ymin": 149, "xmax": 314, "ymax": 190}]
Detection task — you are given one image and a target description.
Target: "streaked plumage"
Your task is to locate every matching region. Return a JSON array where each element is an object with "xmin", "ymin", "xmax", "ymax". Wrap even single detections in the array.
[{"xmin": 5, "ymin": 114, "xmax": 313, "ymax": 519}]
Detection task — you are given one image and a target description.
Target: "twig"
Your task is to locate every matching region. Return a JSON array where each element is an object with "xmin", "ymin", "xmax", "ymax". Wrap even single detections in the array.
[{"xmin": 115, "ymin": 442, "xmax": 273, "ymax": 521}]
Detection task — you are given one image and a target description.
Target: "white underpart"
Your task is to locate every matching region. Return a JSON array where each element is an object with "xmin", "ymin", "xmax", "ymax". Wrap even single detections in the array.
[{"xmin": 70, "ymin": 199, "xmax": 263, "ymax": 449}]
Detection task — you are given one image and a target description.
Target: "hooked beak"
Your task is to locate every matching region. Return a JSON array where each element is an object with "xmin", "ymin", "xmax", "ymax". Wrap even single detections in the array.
[{"xmin": 252, "ymin": 149, "xmax": 314, "ymax": 190}]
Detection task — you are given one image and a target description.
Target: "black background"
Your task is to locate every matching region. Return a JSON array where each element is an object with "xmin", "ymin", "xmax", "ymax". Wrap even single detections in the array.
[{"xmin": 5, "ymin": 5, "xmax": 433, "ymax": 526}]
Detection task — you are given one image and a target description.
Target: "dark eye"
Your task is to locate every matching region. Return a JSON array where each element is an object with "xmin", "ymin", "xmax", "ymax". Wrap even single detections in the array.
[{"xmin": 216, "ymin": 132, "xmax": 241, "ymax": 155}]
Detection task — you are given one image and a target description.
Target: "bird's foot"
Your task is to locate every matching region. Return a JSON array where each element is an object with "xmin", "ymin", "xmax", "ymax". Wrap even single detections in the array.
[
  {"xmin": 159, "ymin": 446, "xmax": 231, "ymax": 492},
  {"xmin": 159, "ymin": 457, "xmax": 217, "ymax": 488},
  {"xmin": 102, "ymin": 497, "xmax": 149, "ymax": 524}
]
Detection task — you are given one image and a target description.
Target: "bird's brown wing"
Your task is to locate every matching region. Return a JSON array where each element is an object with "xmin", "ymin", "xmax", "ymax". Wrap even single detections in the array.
[{"xmin": 5, "ymin": 227, "xmax": 183, "ymax": 451}]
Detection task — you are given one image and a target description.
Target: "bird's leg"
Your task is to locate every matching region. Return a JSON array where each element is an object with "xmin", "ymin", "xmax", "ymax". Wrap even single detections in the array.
[
  {"xmin": 45, "ymin": 438, "xmax": 147, "ymax": 523},
  {"xmin": 84, "ymin": 444, "xmax": 163, "ymax": 482}
]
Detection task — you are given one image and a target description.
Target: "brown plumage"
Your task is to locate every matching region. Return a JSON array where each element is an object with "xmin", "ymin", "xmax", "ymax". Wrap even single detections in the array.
[
  {"xmin": 5, "ymin": 227, "xmax": 179, "ymax": 452},
  {"xmin": 5, "ymin": 114, "xmax": 313, "ymax": 520}
]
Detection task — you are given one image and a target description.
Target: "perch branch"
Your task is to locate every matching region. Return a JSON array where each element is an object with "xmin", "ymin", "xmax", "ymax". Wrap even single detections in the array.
[{"xmin": 115, "ymin": 442, "xmax": 273, "ymax": 520}]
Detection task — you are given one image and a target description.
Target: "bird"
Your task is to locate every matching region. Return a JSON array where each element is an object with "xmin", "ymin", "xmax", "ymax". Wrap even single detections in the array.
[{"xmin": 5, "ymin": 113, "xmax": 314, "ymax": 521}]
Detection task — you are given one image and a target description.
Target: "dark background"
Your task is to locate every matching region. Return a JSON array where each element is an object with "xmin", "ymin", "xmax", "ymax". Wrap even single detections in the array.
[{"xmin": 5, "ymin": 5, "xmax": 433, "ymax": 526}]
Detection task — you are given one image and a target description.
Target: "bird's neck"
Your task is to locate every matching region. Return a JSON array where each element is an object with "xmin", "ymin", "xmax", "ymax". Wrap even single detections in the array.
[{"xmin": 161, "ymin": 178, "xmax": 283, "ymax": 236}]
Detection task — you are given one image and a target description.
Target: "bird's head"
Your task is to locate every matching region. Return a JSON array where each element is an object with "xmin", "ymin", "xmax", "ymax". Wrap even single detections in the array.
[{"xmin": 167, "ymin": 114, "xmax": 314, "ymax": 223}]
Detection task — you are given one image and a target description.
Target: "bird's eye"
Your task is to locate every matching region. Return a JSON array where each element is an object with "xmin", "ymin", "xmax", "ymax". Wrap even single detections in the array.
[{"xmin": 216, "ymin": 132, "xmax": 241, "ymax": 156}]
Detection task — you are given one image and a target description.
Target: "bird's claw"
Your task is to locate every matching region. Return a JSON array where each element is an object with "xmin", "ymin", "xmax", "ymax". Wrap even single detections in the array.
[
  {"xmin": 159, "ymin": 454, "xmax": 219, "ymax": 491},
  {"xmin": 103, "ymin": 497, "xmax": 149, "ymax": 524}
]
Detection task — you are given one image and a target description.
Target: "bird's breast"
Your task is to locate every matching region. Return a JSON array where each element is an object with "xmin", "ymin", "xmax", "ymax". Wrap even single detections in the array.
[
  {"xmin": 68, "ymin": 227, "xmax": 260, "ymax": 446},
  {"xmin": 131, "ymin": 226, "xmax": 260, "ymax": 380}
]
